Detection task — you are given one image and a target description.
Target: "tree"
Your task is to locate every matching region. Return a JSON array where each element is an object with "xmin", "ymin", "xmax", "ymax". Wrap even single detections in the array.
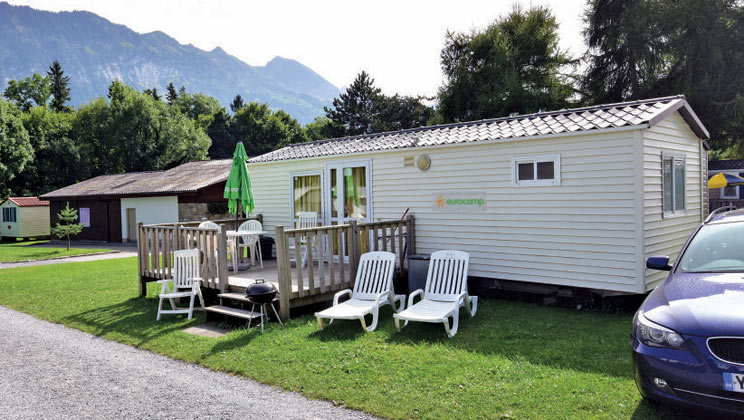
[
  {"xmin": 144, "ymin": 87, "xmax": 161, "ymax": 101},
  {"xmin": 324, "ymin": 71, "xmax": 434, "ymax": 136},
  {"xmin": 303, "ymin": 116, "xmax": 345, "ymax": 141},
  {"xmin": 0, "ymin": 99, "xmax": 33, "ymax": 197},
  {"xmin": 207, "ymin": 108, "xmax": 235, "ymax": 159},
  {"xmin": 51, "ymin": 202, "xmax": 84, "ymax": 250},
  {"xmin": 324, "ymin": 71, "xmax": 381, "ymax": 136},
  {"xmin": 47, "ymin": 60, "xmax": 71, "ymax": 112},
  {"xmin": 230, "ymin": 94, "xmax": 245, "ymax": 112},
  {"xmin": 582, "ymin": 0, "xmax": 744, "ymax": 152},
  {"xmin": 438, "ymin": 5, "xmax": 576, "ymax": 122},
  {"xmin": 166, "ymin": 82, "xmax": 178, "ymax": 105},
  {"xmin": 3, "ymin": 73, "xmax": 52, "ymax": 111},
  {"xmin": 232, "ymin": 102, "xmax": 306, "ymax": 156}
]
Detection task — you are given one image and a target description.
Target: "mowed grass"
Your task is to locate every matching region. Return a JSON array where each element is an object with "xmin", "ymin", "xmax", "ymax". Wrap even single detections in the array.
[
  {"xmin": 0, "ymin": 258, "xmax": 706, "ymax": 420},
  {"xmin": 0, "ymin": 240, "xmax": 111, "ymax": 262}
]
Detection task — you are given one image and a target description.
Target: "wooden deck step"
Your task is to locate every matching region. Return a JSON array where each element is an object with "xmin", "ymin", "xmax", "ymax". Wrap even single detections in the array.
[
  {"xmin": 218, "ymin": 292, "xmax": 280, "ymax": 304},
  {"xmin": 204, "ymin": 305, "xmax": 261, "ymax": 320}
]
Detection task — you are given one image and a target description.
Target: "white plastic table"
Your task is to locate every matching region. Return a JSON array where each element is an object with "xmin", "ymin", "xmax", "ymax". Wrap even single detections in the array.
[{"xmin": 226, "ymin": 230, "xmax": 266, "ymax": 272}]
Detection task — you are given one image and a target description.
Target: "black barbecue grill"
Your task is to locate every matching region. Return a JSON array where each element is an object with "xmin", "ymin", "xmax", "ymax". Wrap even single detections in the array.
[{"xmin": 244, "ymin": 279, "xmax": 282, "ymax": 332}]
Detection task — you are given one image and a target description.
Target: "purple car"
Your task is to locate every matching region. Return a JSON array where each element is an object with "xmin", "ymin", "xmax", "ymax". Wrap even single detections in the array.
[{"xmin": 633, "ymin": 208, "xmax": 744, "ymax": 414}]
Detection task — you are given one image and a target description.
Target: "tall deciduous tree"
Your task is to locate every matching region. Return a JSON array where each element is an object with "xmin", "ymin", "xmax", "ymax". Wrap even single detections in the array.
[
  {"xmin": 47, "ymin": 60, "xmax": 71, "ymax": 112},
  {"xmin": 438, "ymin": 5, "xmax": 576, "ymax": 122},
  {"xmin": 0, "ymin": 99, "xmax": 33, "ymax": 198},
  {"xmin": 3, "ymin": 73, "xmax": 52, "ymax": 111},
  {"xmin": 582, "ymin": 0, "xmax": 744, "ymax": 152},
  {"xmin": 232, "ymin": 102, "xmax": 306, "ymax": 156}
]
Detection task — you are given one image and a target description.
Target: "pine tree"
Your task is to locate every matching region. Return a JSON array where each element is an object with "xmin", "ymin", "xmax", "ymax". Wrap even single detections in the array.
[
  {"xmin": 51, "ymin": 202, "xmax": 84, "ymax": 250},
  {"xmin": 324, "ymin": 71, "xmax": 382, "ymax": 136},
  {"xmin": 47, "ymin": 60, "xmax": 71, "ymax": 112},
  {"xmin": 144, "ymin": 87, "xmax": 161, "ymax": 101},
  {"xmin": 166, "ymin": 82, "xmax": 178, "ymax": 105},
  {"xmin": 230, "ymin": 94, "xmax": 245, "ymax": 112}
]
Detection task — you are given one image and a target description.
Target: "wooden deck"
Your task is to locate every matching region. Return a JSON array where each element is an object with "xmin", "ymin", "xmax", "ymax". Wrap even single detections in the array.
[{"xmin": 227, "ymin": 259, "xmax": 354, "ymax": 307}]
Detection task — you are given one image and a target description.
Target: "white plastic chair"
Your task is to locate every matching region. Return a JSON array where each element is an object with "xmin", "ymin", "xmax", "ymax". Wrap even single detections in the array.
[
  {"xmin": 393, "ymin": 250, "xmax": 477, "ymax": 338},
  {"xmin": 198, "ymin": 220, "xmax": 233, "ymax": 271},
  {"xmin": 237, "ymin": 220, "xmax": 263, "ymax": 269},
  {"xmin": 156, "ymin": 249, "xmax": 205, "ymax": 320},
  {"xmin": 289, "ymin": 211, "xmax": 318, "ymax": 267},
  {"xmin": 315, "ymin": 251, "xmax": 405, "ymax": 332}
]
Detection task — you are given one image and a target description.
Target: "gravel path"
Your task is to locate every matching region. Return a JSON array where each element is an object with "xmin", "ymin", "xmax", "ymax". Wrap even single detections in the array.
[{"xmin": 0, "ymin": 306, "xmax": 377, "ymax": 420}]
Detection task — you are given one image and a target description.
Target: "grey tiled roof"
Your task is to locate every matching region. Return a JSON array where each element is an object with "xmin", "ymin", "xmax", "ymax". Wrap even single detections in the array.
[
  {"xmin": 250, "ymin": 95, "xmax": 708, "ymax": 164},
  {"xmin": 709, "ymin": 159, "xmax": 744, "ymax": 171},
  {"xmin": 40, "ymin": 159, "xmax": 233, "ymax": 199}
]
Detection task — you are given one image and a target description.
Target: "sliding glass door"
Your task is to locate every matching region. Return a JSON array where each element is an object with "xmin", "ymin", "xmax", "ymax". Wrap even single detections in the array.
[{"xmin": 325, "ymin": 160, "xmax": 372, "ymax": 226}]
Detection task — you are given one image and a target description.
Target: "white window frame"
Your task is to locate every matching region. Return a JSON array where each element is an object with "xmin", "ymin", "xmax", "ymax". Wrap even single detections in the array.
[
  {"xmin": 721, "ymin": 171, "xmax": 740, "ymax": 199},
  {"xmin": 662, "ymin": 153, "xmax": 687, "ymax": 216},
  {"xmin": 2, "ymin": 207, "xmax": 17, "ymax": 223},
  {"xmin": 325, "ymin": 159, "xmax": 373, "ymax": 225},
  {"xmin": 511, "ymin": 155, "xmax": 561, "ymax": 186},
  {"xmin": 289, "ymin": 170, "xmax": 324, "ymax": 226}
]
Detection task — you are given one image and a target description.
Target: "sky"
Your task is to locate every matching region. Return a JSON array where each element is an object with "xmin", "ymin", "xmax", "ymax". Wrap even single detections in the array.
[{"xmin": 7, "ymin": 0, "xmax": 589, "ymax": 97}]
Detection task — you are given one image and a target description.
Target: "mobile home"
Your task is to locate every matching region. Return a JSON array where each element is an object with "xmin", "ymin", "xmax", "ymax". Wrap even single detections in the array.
[
  {"xmin": 0, "ymin": 197, "xmax": 50, "ymax": 240},
  {"xmin": 248, "ymin": 96, "xmax": 709, "ymax": 294}
]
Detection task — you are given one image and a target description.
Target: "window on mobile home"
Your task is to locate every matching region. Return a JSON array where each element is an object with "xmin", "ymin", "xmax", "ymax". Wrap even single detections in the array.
[
  {"xmin": 512, "ymin": 155, "xmax": 560, "ymax": 186},
  {"xmin": 292, "ymin": 172, "xmax": 322, "ymax": 223},
  {"xmin": 2, "ymin": 207, "xmax": 16, "ymax": 223},
  {"xmin": 662, "ymin": 155, "xmax": 686, "ymax": 214}
]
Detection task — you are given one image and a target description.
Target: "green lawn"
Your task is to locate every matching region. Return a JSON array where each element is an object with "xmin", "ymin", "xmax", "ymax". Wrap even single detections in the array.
[
  {"xmin": 0, "ymin": 240, "xmax": 111, "ymax": 262},
  {"xmin": 0, "ymin": 257, "xmax": 706, "ymax": 419}
]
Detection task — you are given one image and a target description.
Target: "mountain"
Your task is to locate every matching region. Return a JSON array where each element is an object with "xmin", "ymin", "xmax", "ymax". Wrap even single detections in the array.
[{"xmin": 0, "ymin": 2, "xmax": 339, "ymax": 123}]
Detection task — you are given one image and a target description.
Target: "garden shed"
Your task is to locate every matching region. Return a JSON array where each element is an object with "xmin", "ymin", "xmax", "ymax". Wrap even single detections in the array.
[
  {"xmin": 247, "ymin": 95, "xmax": 709, "ymax": 294},
  {"xmin": 40, "ymin": 159, "xmax": 233, "ymax": 242},
  {"xmin": 0, "ymin": 197, "xmax": 50, "ymax": 240}
]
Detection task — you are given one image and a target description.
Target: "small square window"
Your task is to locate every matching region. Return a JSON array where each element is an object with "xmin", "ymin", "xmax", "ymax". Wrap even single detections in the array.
[
  {"xmin": 518, "ymin": 163, "xmax": 534, "ymax": 181},
  {"xmin": 537, "ymin": 161, "xmax": 554, "ymax": 180},
  {"xmin": 512, "ymin": 155, "xmax": 560, "ymax": 186}
]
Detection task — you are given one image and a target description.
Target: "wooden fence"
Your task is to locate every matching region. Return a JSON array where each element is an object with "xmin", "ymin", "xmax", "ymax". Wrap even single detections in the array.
[
  {"xmin": 137, "ymin": 216, "xmax": 261, "ymax": 296},
  {"xmin": 274, "ymin": 215, "xmax": 415, "ymax": 319}
]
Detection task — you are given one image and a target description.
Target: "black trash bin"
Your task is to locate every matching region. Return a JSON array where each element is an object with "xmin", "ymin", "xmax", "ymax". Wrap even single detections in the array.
[
  {"xmin": 407, "ymin": 254, "xmax": 431, "ymax": 294},
  {"xmin": 259, "ymin": 236, "xmax": 275, "ymax": 260}
]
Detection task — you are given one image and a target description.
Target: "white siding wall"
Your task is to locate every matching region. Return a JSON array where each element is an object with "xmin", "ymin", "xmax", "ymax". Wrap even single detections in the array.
[
  {"xmin": 19, "ymin": 206, "xmax": 50, "ymax": 237},
  {"xmin": 250, "ymin": 128, "xmax": 643, "ymax": 292},
  {"xmin": 120, "ymin": 196, "xmax": 179, "ymax": 241},
  {"xmin": 0, "ymin": 202, "xmax": 21, "ymax": 238},
  {"xmin": 643, "ymin": 112, "xmax": 704, "ymax": 290}
]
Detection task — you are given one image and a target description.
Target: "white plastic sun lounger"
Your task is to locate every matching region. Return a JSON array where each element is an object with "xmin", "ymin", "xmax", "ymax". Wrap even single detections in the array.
[
  {"xmin": 315, "ymin": 251, "xmax": 405, "ymax": 332},
  {"xmin": 393, "ymin": 250, "xmax": 477, "ymax": 337}
]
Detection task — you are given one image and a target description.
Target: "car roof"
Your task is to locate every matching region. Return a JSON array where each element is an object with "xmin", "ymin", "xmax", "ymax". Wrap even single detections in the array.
[{"xmin": 705, "ymin": 208, "xmax": 744, "ymax": 224}]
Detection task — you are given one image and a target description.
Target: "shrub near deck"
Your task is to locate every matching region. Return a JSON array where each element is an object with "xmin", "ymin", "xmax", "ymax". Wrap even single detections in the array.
[{"xmin": 0, "ymin": 258, "xmax": 706, "ymax": 420}]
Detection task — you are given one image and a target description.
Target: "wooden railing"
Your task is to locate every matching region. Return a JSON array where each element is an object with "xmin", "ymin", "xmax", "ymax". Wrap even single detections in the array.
[
  {"xmin": 137, "ymin": 215, "xmax": 261, "ymax": 296},
  {"xmin": 274, "ymin": 215, "xmax": 415, "ymax": 319}
]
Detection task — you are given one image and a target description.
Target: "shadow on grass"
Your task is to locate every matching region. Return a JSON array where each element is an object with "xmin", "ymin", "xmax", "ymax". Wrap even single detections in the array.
[
  {"xmin": 62, "ymin": 297, "xmax": 202, "ymax": 347},
  {"xmin": 308, "ymin": 299, "xmax": 635, "ymax": 380}
]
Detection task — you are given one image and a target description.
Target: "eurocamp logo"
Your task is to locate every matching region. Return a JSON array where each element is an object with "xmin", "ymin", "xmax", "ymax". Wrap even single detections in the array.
[{"xmin": 432, "ymin": 191, "xmax": 487, "ymax": 212}]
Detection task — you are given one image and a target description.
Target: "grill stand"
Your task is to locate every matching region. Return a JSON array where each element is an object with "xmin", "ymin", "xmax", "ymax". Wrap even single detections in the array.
[{"xmin": 247, "ymin": 297, "xmax": 284, "ymax": 333}]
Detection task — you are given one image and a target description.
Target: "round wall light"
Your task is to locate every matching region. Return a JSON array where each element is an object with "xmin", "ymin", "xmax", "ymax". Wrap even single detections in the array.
[{"xmin": 416, "ymin": 154, "xmax": 431, "ymax": 171}]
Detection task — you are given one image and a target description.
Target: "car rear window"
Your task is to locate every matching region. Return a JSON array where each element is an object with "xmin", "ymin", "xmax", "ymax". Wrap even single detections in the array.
[{"xmin": 678, "ymin": 222, "xmax": 744, "ymax": 273}]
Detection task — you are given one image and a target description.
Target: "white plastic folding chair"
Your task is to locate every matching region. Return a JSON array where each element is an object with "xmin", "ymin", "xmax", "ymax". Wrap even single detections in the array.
[
  {"xmin": 315, "ymin": 251, "xmax": 405, "ymax": 332},
  {"xmin": 237, "ymin": 220, "xmax": 263, "ymax": 269},
  {"xmin": 198, "ymin": 220, "xmax": 233, "ymax": 271},
  {"xmin": 289, "ymin": 211, "xmax": 317, "ymax": 268},
  {"xmin": 393, "ymin": 250, "xmax": 477, "ymax": 338},
  {"xmin": 156, "ymin": 248, "xmax": 205, "ymax": 320}
]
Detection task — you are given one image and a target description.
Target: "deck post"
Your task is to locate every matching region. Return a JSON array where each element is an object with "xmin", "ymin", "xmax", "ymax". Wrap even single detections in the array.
[
  {"xmin": 174, "ymin": 223, "xmax": 181, "ymax": 250},
  {"xmin": 275, "ymin": 225, "xmax": 291, "ymax": 320},
  {"xmin": 217, "ymin": 228, "xmax": 228, "ymax": 292},
  {"xmin": 137, "ymin": 222, "xmax": 146, "ymax": 297},
  {"xmin": 406, "ymin": 214, "xmax": 416, "ymax": 256},
  {"xmin": 349, "ymin": 220, "xmax": 361, "ymax": 282}
]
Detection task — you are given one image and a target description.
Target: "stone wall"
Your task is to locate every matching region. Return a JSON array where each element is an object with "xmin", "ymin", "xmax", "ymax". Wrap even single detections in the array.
[{"xmin": 178, "ymin": 203, "xmax": 230, "ymax": 222}]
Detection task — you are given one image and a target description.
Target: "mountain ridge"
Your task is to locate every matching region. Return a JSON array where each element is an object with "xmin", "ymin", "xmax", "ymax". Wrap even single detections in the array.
[{"xmin": 0, "ymin": 2, "xmax": 339, "ymax": 123}]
